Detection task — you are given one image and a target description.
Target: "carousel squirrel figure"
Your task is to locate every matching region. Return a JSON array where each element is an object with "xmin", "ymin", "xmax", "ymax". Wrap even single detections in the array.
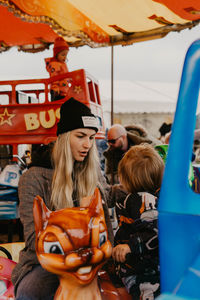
[{"xmin": 33, "ymin": 188, "xmax": 131, "ymax": 300}]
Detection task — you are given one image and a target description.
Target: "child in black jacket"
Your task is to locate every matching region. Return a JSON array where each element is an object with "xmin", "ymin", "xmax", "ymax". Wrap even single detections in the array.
[{"xmin": 112, "ymin": 144, "xmax": 164, "ymax": 300}]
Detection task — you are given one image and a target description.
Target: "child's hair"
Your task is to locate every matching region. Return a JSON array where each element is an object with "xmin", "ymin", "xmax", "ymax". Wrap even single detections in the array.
[{"xmin": 118, "ymin": 143, "xmax": 164, "ymax": 194}]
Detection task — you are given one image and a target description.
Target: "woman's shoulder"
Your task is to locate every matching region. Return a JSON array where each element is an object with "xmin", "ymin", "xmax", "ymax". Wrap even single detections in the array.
[
  {"xmin": 20, "ymin": 167, "xmax": 53, "ymax": 183},
  {"xmin": 18, "ymin": 167, "xmax": 53, "ymax": 205}
]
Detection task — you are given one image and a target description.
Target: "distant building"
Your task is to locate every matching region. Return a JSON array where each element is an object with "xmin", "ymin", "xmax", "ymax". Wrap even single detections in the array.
[{"xmin": 99, "ymin": 80, "xmax": 179, "ymax": 138}]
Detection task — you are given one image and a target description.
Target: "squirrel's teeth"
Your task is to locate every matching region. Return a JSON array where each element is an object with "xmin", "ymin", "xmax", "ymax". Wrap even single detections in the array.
[{"xmin": 77, "ymin": 266, "xmax": 92, "ymax": 274}]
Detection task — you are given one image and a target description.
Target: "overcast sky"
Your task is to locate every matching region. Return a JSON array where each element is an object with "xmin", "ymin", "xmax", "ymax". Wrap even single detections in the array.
[{"xmin": 0, "ymin": 24, "xmax": 200, "ymax": 84}]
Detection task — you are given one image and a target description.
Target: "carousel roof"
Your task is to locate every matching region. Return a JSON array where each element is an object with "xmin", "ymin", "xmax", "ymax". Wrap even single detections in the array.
[{"xmin": 0, "ymin": 0, "xmax": 200, "ymax": 52}]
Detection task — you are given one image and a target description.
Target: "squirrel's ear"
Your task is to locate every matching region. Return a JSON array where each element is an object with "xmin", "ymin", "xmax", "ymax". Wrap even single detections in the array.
[
  {"xmin": 33, "ymin": 195, "xmax": 51, "ymax": 235},
  {"xmin": 88, "ymin": 187, "xmax": 104, "ymax": 216}
]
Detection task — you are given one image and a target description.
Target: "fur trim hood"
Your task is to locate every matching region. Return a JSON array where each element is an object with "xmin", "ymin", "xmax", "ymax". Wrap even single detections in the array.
[
  {"xmin": 125, "ymin": 124, "xmax": 151, "ymax": 145},
  {"xmin": 125, "ymin": 124, "xmax": 162, "ymax": 146}
]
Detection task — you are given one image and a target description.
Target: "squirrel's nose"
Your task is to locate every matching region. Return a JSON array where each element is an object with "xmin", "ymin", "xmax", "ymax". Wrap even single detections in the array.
[{"xmin": 78, "ymin": 248, "xmax": 93, "ymax": 264}]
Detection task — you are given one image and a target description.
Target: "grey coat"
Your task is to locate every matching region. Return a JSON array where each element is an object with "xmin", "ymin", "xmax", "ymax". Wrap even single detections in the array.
[{"xmin": 11, "ymin": 166, "xmax": 120, "ymax": 289}]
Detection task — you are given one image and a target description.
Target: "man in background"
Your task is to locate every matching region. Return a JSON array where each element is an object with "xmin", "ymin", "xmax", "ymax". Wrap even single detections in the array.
[{"xmin": 104, "ymin": 123, "xmax": 161, "ymax": 184}]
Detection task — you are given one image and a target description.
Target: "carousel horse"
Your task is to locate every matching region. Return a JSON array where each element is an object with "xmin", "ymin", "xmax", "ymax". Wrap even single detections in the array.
[{"xmin": 33, "ymin": 188, "xmax": 131, "ymax": 300}]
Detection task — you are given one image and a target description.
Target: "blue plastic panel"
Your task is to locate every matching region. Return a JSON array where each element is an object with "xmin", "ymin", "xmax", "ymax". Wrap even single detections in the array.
[{"xmin": 158, "ymin": 39, "xmax": 200, "ymax": 298}]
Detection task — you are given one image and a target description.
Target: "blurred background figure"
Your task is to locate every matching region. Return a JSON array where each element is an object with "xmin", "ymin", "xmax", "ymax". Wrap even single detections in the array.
[
  {"xmin": 104, "ymin": 123, "xmax": 161, "ymax": 184},
  {"xmin": 45, "ymin": 37, "xmax": 70, "ymax": 101},
  {"xmin": 95, "ymin": 128, "xmax": 108, "ymax": 174},
  {"xmin": 158, "ymin": 121, "xmax": 172, "ymax": 143}
]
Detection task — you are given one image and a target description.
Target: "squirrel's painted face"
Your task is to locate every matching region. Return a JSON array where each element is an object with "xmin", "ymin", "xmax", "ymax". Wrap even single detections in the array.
[{"xmin": 33, "ymin": 188, "xmax": 112, "ymax": 285}]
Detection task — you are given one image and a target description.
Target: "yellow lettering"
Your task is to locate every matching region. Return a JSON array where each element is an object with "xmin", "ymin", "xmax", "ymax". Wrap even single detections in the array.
[
  {"xmin": 24, "ymin": 108, "xmax": 60, "ymax": 131},
  {"xmin": 39, "ymin": 109, "xmax": 56, "ymax": 129},
  {"xmin": 24, "ymin": 113, "xmax": 40, "ymax": 131},
  {"xmin": 55, "ymin": 107, "xmax": 60, "ymax": 120}
]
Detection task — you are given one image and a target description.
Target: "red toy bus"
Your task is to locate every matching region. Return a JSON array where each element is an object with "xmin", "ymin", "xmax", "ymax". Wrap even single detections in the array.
[{"xmin": 0, "ymin": 69, "xmax": 105, "ymax": 155}]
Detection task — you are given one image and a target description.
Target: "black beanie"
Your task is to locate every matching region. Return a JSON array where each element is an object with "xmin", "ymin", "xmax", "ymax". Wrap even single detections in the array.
[{"xmin": 57, "ymin": 97, "xmax": 98, "ymax": 135}]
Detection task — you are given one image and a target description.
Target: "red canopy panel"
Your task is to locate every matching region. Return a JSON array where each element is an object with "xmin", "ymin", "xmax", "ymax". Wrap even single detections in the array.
[
  {"xmin": 154, "ymin": 0, "xmax": 200, "ymax": 21},
  {"xmin": 0, "ymin": 5, "xmax": 57, "ymax": 52}
]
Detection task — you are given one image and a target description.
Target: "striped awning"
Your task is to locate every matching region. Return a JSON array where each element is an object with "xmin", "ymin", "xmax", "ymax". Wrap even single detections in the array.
[{"xmin": 0, "ymin": 0, "xmax": 200, "ymax": 52}]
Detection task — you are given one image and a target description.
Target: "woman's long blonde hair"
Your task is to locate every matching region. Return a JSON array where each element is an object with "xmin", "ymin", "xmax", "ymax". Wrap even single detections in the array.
[{"xmin": 50, "ymin": 132, "xmax": 99, "ymax": 209}]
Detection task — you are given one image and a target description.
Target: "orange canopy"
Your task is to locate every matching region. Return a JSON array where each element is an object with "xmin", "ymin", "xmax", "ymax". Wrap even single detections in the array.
[
  {"xmin": 0, "ymin": 5, "xmax": 57, "ymax": 52},
  {"xmin": 0, "ymin": 0, "xmax": 200, "ymax": 51}
]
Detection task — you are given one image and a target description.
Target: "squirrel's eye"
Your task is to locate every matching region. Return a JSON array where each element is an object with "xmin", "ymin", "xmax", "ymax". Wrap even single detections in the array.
[
  {"xmin": 44, "ymin": 241, "xmax": 64, "ymax": 254},
  {"xmin": 99, "ymin": 231, "xmax": 107, "ymax": 247}
]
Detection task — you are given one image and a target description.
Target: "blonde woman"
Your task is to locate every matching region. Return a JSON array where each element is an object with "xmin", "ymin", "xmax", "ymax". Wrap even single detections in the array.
[
  {"xmin": 12, "ymin": 98, "xmax": 114, "ymax": 300},
  {"xmin": 112, "ymin": 144, "xmax": 164, "ymax": 300}
]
